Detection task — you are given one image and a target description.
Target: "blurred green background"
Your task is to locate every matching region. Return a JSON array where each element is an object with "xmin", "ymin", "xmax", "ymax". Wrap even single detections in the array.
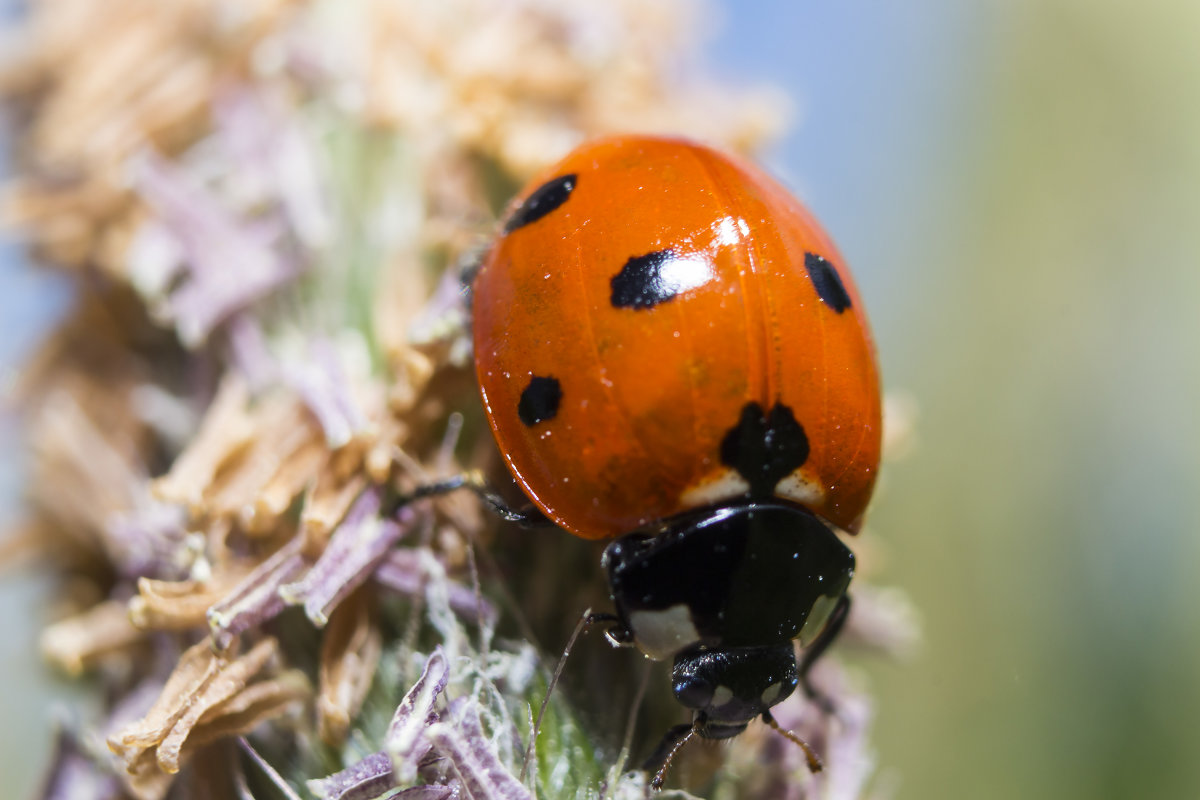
[
  {"xmin": 3, "ymin": 1, "xmax": 1199, "ymax": 798},
  {"xmin": 710, "ymin": 1, "xmax": 1200, "ymax": 798}
]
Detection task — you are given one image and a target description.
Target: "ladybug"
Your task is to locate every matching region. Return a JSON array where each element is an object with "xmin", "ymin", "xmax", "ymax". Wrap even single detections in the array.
[{"xmin": 470, "ymin": 135, "xmax": 881, "ymax": 782}]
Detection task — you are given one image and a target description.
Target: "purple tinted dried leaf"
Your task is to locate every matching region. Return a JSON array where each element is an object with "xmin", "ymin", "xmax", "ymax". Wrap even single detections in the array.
[
  {"xmin": 130, "ymin": 150, "xmax": 301, "ymax": 347},
  {"xmin": 38, "ymin": 726, "xmax": 121, "ymax": 800},
  {"xmin": 408, "ymin": 263, "xmax": 471, "ymax": 348},
  {"xmin": 213, "ymin": 88, "xmax": 331, "ymax": 249},
  {"xmin": 374, "ymin": 549, "xmax": 497, "ymax": 627},
  {"xmin": 760, "ymin": 661, "xmax": 876, "ymax": 800},
  {"xmin": 395, "ymin": 787, "xmax": 455, "ymax": 800},
  {"xmin": 279, "ymin": 491, "xmax": 421, "ymax": 627},
  {"xmin": 207, "ymin": 534, "xmax": 308, "ymax": 650},
  {"xmin": 105, "ymin": 677, "xmax": 169, "ymax": 738},
  {"xmin": 307, "ymin": 751, "xmax": 395, "ymax": 800},
  {"xmin": 104, "ymin": 495, "xmax": 189, "ymax": 580},
  {"xmin": 285, "ymin": 338, "xmax": 367, "ymax": 448},
  {"xmin": 387, "ymin": 648, "xmax": 450, "ymax": 783},
  {"xmin": 820, "ymin": 695, "xmax": 875, "ymax": 800},
  {"xmin": 426, "ymin": 702, "xmax": 531, "ymax": 800},
  {"xmin": 225, "ymin": 314, "xmax": 280, "ymax": 391},
  {"xmin": 236, "ymin": 738, "xmax": 303, "ymax": 800}
]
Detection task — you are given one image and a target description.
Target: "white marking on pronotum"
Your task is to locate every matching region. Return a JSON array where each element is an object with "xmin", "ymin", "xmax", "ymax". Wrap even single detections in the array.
[
  {"xmin": 628, "ymin": 604, "xmax": 702, "ymax": 661},
  {"xmin": 799, "ymin": 593, "xmax": 840, "ymax": 646},
  {"xmin": 711, "ymin": 685, "xmax": 735, "ymax": 709},
  {"xmin": 760, "ymin": 681, "xmax": 785, "ymax": 707}
]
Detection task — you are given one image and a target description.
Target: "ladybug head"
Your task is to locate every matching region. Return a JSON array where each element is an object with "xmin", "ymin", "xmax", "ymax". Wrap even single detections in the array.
[
  {"xmin": 671, "ymin": 643, "xmax": 799, "ymax": 737},
  {"xmin": 643, "ymin": 642, "xmax": 808, "ymax": 789}
]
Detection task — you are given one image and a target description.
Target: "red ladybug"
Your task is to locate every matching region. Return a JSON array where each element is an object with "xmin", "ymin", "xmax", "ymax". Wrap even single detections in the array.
[{"xmin": 471, "ymin": 135, "xmax": 882, "ymax": 782}]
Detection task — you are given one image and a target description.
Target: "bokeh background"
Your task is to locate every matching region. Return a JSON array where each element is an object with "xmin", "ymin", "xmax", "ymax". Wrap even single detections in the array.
[{"xmin": 3, "ymin": 1, "xmax": 1199, "ymax": 798}]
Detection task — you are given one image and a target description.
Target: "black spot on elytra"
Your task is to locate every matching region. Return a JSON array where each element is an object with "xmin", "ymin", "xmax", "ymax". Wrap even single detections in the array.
[
  {"xmin": 805, "ymin": 252, "xmax": 851, "ymax": 313},
  {"xmin": 503, "ymin": 174, "xmax": 577, "ymax": 233},
  {"xmin": 720, "ymin": 401, "xmax": 810, "ymax": 495},
  {"xmin": 518, "ymin": 375, "xmax": 562, "ymax": 426},
  {"xmin": 610, "ymin": 249, "xmax": 682, "ymax": 309}
]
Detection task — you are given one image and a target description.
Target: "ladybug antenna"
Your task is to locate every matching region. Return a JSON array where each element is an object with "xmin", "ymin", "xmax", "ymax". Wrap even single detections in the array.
[
  {"xmin": 762, "ymin": 709, "xmax": 824, "ymax": 773},
  {"xmin": 643, "ymin": 720, "xmax": 699, "ymax": 791},
  {"xmin": 520, "ymin": 608, "xmax": 595, "ymax": 782}
]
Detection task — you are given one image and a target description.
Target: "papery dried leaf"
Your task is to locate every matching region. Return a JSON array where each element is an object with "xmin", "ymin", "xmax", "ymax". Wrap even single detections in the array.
[
  {"xmin": 131, "ymin": 150, "xmax": 302, "ymax": 346},
  {"xmin": 202, "ymin": 394, "xmax": 323, "ymax": 533},
  {"xmin": 118, "ymin": 674, "xmax": 308, "ymax": 798},
  {"xmin": 111, "ymin": 637, "xmax": 277, "ymax": 759},
  {"xmin": 251, "ymin": 436, "xmax": 329, "ymax": 524},
  {"xmin": 286, "ymin": 338, "xmax": 369, "ymax": 449},
  {"xmin": 207, "ymin": 534, "xmax": 308, "ymax": 650},
  {"xmin": 29, "ymin": 387, "xmax": 145, "ymax": 548},
  {"xmin": 308, "ymin": 751, "xmax": 395, "ymax": 800},
  {"xmin": 384, "ymin": 347, "xmax": 436, "ymax": 415},
  {"xmin": 213, "ymin": 88, "xmax": 332, "ymax": 251},
  {"xmin": 374, "ymin": 548, "xmax": 496, "ymax": 628},
  {"xmin": 153, "ymin": 375, "xmax": 255, "ymax": 512},
  {"xmin": 110, "ymin": 638, "xmax": 222, "ymax": 754},
  {"xmin": 281, "ymin": 491, "xmax": 422, "ymax": 626},
  {"xmin": 197, "ymin": 668, "xmax": 310, "ymax": 725},
  {"xmin": 318, "ymin": 587, "xmax": 382, "ymax": 746},
  {"xmin": 426, "ymin": 702, "xmax": 531, "ymax": 800},
  {"xmin": 0, "ymin": 521, "xmax": 50, "ymax": 567},
  {"xmin": 129, "ymin": 567, "xmax": 251, "ymax": 631},
  {"xmin": 364, "ymin": 415, "xmax": 409, "ymax": 484},
  {"xmin": 104, "ymin": 677, "xmax": 169, "ymax": 739},
  {"xmin": 395, "ymin": 787, "xmax": 455, "ymax": 800},
  {"xmin": 3, "ymin": 0, "xmax": 297, "ymax": 273},
  {"xmin": 103, "ymin": 493, "xmax": 191, "ymax": 580},
  {"xmin": 120, "ymin": 748, "xmax": 175, "ymax": 800},
  {"xmin": 301, "ymin": 471, "xmax": 369, "ymax": 550},
  {"xmin": 40, "ymin": 599, "xmax": 145, "ymax": 677},
  {"xmin": 387, "ymin": 648, "xmax": 449, "ymax": 783},
  {"xmin": 37, "ymin": 724, "xmax": 122, "ymax": 800},
  {"xmin": 153, "ymin": 637, "xmax": 281, "ymax": 773}
]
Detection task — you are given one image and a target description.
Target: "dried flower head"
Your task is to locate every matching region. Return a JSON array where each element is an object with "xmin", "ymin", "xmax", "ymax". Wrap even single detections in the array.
[{"xmin": 1, "ymin": 1, "xmax": 915, "ymax": 798}]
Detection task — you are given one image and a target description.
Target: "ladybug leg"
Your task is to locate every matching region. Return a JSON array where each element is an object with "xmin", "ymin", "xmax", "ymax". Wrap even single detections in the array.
[
  {"xmin": 387, "ymin": 471, "xmax": 553, "ymax": 528},
  {"xmin": 798, "ymin": 593, "xmax": 851, "ymax": 714},
  {"xmin": 455, "ymin": 242, "xmax": 488, "ymax": 290},
  {"xmin": 521, "ymin": 607, "xmax": 627, "ymax": 781},
  {"xmin": 584, "ymin": 611, "xmax": 635, "ymax": 647},
  {"xmin": 469, "ymin": 485, "xmax": 552, "ymax": 528}
]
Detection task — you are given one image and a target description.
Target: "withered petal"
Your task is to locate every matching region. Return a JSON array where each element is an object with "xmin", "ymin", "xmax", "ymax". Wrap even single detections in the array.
[
  {"xmin": 130, "ymin": 567, "xmax": 250, "ymax": 632},
  {"xmin": 308, "ymin": 751, "xmax": 395, "ymax": 800},
  {"xmin": 280, "ymin": 490, "xmax": 423, "ymax": 627},
  {"xmin": 426, "ymin": 702, "xmax": 531, "ymax": 800},
  {"xmin": 207, "ymin": 534, "xmax": 308, "ymax": 650},
  {"xmin": 153, "ymin": 638, "xmax": 280, "ymax": 772},
  {"xmin": 40, "ymin": 599, "xmax": 146, "ymax": 677},
  {"xmin": 318, "ymin": 586, "xmax": 382, "ymax": 746},
  {"xmin": 388, "ymin": 647, "xmax": 449, "ymax": 784}
]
